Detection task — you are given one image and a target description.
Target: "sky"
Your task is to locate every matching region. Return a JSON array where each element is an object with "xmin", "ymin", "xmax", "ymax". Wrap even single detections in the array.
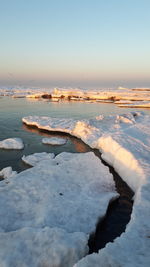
[{"xmin": 0, "ymin": 0, "xmax": 150, "ymax": 89}]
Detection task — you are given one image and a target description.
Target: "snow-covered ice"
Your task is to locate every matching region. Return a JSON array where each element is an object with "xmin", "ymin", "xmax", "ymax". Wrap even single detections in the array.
[
  {"xmin": 0, "ymin": 137, "xmax": 24, "ymax": 150},
  {"xmin": 0, "ymin": 167, "xmax": 17, "ymax": 179},
  {"xmin": 42, "ymin": 137, "xmax": 67, "ymax": 145},
  {"xmin": 23, "ymin": 112, "xmax": 150, "ymax": 266},
  {"xmin": 0, "ymin": 151, "xmax": 117, "ymax": 266},
  {"xmin": 0, "ymin": 227, "xmax": 88, "ymax": 267},
  {"xmin": 0, "ymin": 152, "xmax": 117, "ymax": 233},
  {"xmin": 22, "ymin": 152, "xmax": 55, "ymax": 166}
]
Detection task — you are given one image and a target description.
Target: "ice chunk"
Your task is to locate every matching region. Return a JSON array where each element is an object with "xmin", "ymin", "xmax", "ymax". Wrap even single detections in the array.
[
  {"xmin": 0, "ymin": 167, "xmax": 17, "ymax": 179},
  {"xmin": 0, "ymin": 227, "xmax": 88, "ymax": 267},
  {"xmin": 42, "ymin": 137, "xmax": 67, "ymax": 145},
  {"xmin": 22, "ymin": 152, "xmax": 55, "ymax": 166},
  {"xmin": 0, "ymin": 152, "xmax": 117, "ymax": 234},
  {"xmin": 0, "ymin": 138, "xmax": 24, "ymax": 150}
]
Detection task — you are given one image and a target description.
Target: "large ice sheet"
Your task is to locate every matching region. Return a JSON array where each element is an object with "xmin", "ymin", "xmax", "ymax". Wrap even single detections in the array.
[
  {"xmin": 23, "ymin": 112, "xmax": 150, "ymax": 266},
  {"xmin": 0, "ymin": 137, "xmax": 24, "ymax": 150},
  {"xmin": 0, "ymin": 227, "xmax": 88, "ymax": 267},
  {"xmin": 0, "ymin": 152, "xmax": 117, "ymax": 234}
]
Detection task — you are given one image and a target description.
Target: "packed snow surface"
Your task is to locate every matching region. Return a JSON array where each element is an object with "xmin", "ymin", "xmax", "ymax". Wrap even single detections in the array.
[
  {"xmin": 23, "ymin": 112, "xmax": 150, "ymax": 267},
  {"xmin": 0, "ymin": 137, "xmax": 24, "ymax": 150},
  {"xmin": 42, "ymin": 137, "xmax": 67, "ymax": 145}
]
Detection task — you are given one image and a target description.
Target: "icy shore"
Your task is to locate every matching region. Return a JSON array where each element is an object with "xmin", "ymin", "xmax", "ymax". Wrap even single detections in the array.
[
  {"xmin": 1, "ymin": 87, "xmax": 150, "ymax": 108},
  {"xmin": 23, "ymin": 112, "xmax": 150, "ymax": 266}
]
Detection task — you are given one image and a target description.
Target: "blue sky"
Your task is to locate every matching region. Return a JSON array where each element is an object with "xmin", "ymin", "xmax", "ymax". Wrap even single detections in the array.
[{"xmin": 0, "ymin": 0, "xmax": 150, "ymax": 88}]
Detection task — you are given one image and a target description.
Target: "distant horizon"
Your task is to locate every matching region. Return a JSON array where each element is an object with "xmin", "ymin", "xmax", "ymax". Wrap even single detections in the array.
[{"xmin": 0, "ymin": 81, "xmax": 150, "ymax": 90}]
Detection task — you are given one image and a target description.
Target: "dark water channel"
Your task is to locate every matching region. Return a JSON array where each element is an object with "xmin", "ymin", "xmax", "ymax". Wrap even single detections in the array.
[{"xmin": 88, "ymin": 150, "xmax": 134, "ymax": 252}]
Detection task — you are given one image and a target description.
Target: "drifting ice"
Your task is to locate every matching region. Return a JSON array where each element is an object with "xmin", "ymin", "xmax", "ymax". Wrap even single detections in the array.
[
  {"xmin": 0, "ymin": 137, "xmax": 24, "ymax": 150},
  {"xmin": 42, "ymin": 137, "xmax": 67, "ymax": 145}
]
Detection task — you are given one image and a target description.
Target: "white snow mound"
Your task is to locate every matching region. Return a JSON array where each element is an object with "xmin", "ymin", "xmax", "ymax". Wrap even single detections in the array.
[{"xmin": 0, "ymin": 167, "xmax": 17, "ymax": 179}]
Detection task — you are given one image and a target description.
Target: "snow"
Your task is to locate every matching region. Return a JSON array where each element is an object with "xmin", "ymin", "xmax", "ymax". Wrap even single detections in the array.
[
  {"xmin": 0, "ymin": 227, "xmax": 88, "ymax": 267},
  {"xmin": 0, "ymin": 152, "xmax": 117, "ymax": 234},
  {"xmin": 22, "ymin": 112, "xmax": 150, "ymax": 266},
  {"xmin": 0, "ymin": 137, "xmax": 24, "ymax": 150},
  {"xmin": 42, "ymin": 137, "xmax": 67, "ymax": 145},
  {"xmin": 0, "ymin": 152, "xmax": 117, "ymax": 265},
  {"xmin": 22, "ymin": 116, "xmax": 77, "ymax": 134},
  {"xmin": 22, "ymin": 152, "xmax": 55, "ymax": 166},
  {"xmin": 117, "ymin": 101, "xmax": 150, "ymax": 108},
  {"xmin": 50, "ymin": 87, "xmax": 150, "ymax": 104},
  {"xmin": 0, "ymin": 167, "xmax": 17, "ymax": 179}
]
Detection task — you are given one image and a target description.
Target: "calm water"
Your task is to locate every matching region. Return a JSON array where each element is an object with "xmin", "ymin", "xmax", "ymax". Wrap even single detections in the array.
[{"xmin": 0, "ymin": 96, "xmax": 150, "ymax": 172}]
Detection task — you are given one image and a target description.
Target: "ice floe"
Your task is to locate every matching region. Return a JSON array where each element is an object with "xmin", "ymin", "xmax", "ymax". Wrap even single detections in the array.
[
  {"xmin": 0, "ymin": 167, "xmax": 17, "ymax": 179},
  {"xmin": 0, "ymin": 137, "xmax": 24, "ymax": 150},
  {"xmin": 22, "ymin": 152, "xmax": 55, "ymax": 166},
  {"xmin": 0, "ymin": 152, "xmax": 117, "ymax": 266},
  {"xmin": 0, "ymin": 152, "xmax": 117, "ymax": 233},
  {"xmin": 23, "ymin": 112, "xmax": 150, "ymax": 266},
  {"xmin": 42, "ymin": 137, "xmax": 67, "ymax": 145}
]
